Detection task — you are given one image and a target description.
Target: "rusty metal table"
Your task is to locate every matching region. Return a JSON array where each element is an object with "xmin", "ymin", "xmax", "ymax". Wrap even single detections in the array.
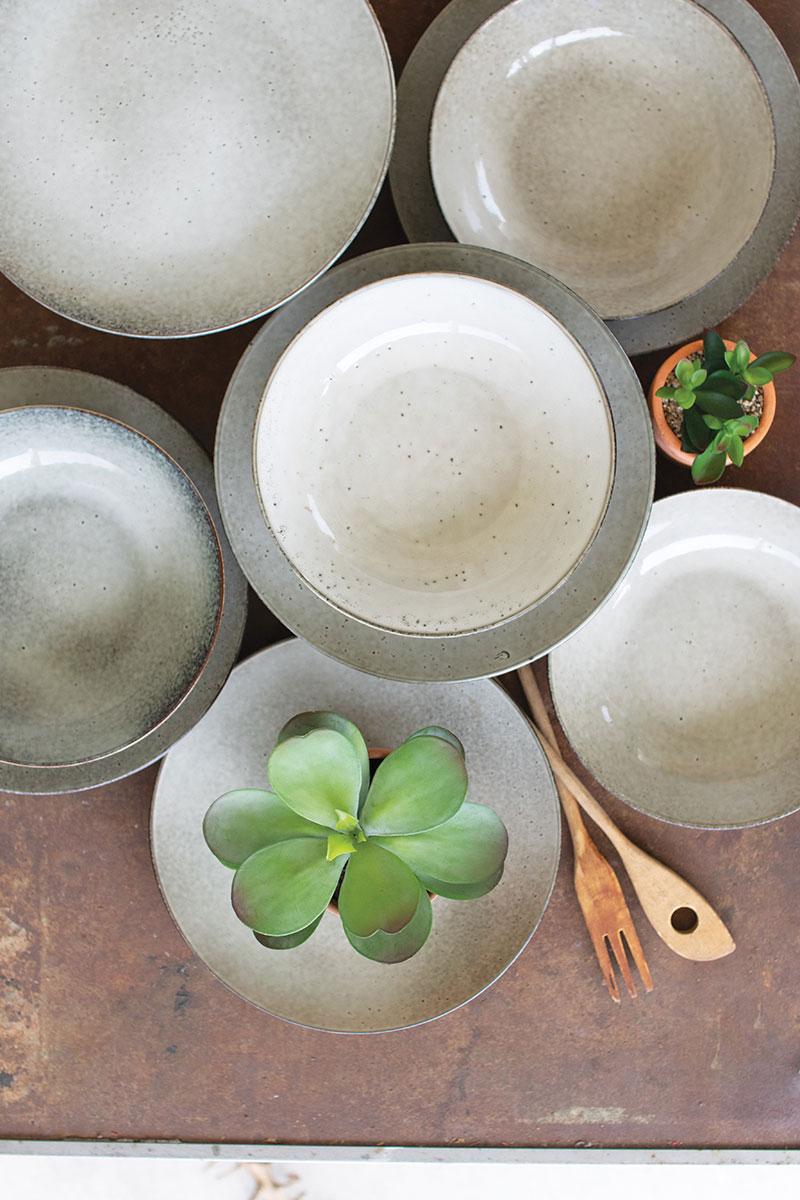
[{"xmin": 2, "ymin": 0, "xmax": 799, "ymax": 1163}]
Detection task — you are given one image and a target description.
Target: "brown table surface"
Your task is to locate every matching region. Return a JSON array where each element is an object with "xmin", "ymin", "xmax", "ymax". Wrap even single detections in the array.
[{"xmin": 2, "ymin": 0, "xmax": 800, "ymax": 1157}]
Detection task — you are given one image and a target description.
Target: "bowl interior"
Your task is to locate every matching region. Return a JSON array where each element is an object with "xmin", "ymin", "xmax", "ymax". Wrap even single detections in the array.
[
  {"xmin": 550, "ymin": 490, "xmax": 800, "ymax": 827},
  {"xmin": 430, "ymin": 0, "xmax": 775, "ymax": 320},
  {"xmin": 0, "ymin": 406, "xmax": 223, "ymax": 767},
  {"xmin": 0, "ymin": 0, "xmax": 393, "ymax": 335},
  {"xmin": 254, "ymin": 272, "xmax": 615, "ymax": 636}
]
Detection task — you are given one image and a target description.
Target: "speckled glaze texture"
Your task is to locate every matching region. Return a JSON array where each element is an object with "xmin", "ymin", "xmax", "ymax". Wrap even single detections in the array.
[
  {"xmin": 0, "ymin": 0, "xmax": 395, "ymax": 337},
  {"xmin": 390, "ymin": 0, "xmax": 800, "ymax": 353},
  {"xmin": 216, "ymin": 244, "xmax": 654, "ymax": 681},
  {"xmin": 151, "ymin": 637, "xmax": 561, "ymax": 1033},
  {"xmin": 254, "ymin": 272, "xmax": 614, "ymax": 635},
  {"xmin": 0, "ymin": 368, "xmax": 247, "ymax": 795},
  {"xmin": 549, "ymin": 489, "xmax": 800, "ymax": 829},
  {"xmin": 0, "ymin": 406, "xmax": 221, "ymax": 767},
  {"xmin": 431, "ymin": 0, "xmax": 774, "ymax": 320}
]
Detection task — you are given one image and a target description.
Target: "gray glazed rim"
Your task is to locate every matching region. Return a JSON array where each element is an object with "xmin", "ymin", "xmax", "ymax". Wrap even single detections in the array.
[
  {"xmin": 0, "ymin": 367, "xmax": 248, "ymax": 795},
  {"xmin": 215, "ymin": 242, "xmax": 654, "ymax": 683},
  {"xmin": 548, "ymin": 486, "xmax": 800, "ymax": 831},
  {"xmin": 0, "ymin": 402, "xmax": 227, "ymax": 772},
  {"xmin": 389, "ymin": 0, "xmax": 800, "ymax": 356},
  {"xmin": 0, "ymin": 1, "xmax": 396, "ymax": 340},
  {"xmin": 149, "ymin": 638, "xmax": 562, "ymax": 1035}
]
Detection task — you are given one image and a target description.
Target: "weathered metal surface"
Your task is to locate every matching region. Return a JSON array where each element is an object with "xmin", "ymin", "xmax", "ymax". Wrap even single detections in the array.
[{"xmin": 1, "ymin": 0, "xmax": 799, "ymax": 1152}]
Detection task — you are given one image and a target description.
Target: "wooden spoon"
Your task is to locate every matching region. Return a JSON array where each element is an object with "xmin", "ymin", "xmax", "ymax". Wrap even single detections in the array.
[{"xmin": 518, "ymin": 665, "xmax": 735, "ymax": 963}]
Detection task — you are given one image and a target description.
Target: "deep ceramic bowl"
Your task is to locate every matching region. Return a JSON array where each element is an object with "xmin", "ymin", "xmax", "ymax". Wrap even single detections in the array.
[
  {"xmin": 549, "ymin": 489, "xmax": 800, "ymax": 828},
  {"xmin": 253, "ymin": 271, "xmax": 615, "ymax": 637},
  {"xmin": 391, "ymin": 0, "xmax": 800, "ymax": 353},
  {"xmin": 0, "ymin": 404, "xmax": 223, "ymax": 770},
  {"xmin": 151, "ymin": 637, "xmax": 561, "ymax": 1033},
  {"xmin": 0, "ymin": 0, "xmax": 394, "ymax": 337}
]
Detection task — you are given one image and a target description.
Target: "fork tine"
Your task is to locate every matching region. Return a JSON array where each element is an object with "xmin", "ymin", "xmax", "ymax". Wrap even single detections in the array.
[
  {"xmin": 620, "ymin": 924, "xmax": 654, "ymax": 994},
  {"xmin": 589, "ymin": 930, "xmax": 621, "ymax": 1002},
  {"xmin": 608, "ymin": 930, "xmax": 638, "ymax": 999}
]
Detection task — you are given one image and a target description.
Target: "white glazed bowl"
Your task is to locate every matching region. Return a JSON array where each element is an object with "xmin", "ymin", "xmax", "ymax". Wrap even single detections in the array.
[
  {"xmin": 253, "ymin": 271, "xmax": 615, "ymax": 636},
  {"xmin": 0, "ymin": 406, "xmax": 223, "ymax": 768},
  {"xmin": 430, "ymin": 0, "xmax": 775, "ymax": 321}
]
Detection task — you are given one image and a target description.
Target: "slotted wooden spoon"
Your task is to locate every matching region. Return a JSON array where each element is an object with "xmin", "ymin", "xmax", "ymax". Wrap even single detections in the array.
[{"xmin": 518, "ymin": 665, "xmax": 735, "ymax": 963}]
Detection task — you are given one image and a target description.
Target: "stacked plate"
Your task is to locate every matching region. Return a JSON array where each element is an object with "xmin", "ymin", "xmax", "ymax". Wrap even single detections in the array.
[{"xmin": 391, "ymin": 0, "xmax": 800, "ymax": 353}]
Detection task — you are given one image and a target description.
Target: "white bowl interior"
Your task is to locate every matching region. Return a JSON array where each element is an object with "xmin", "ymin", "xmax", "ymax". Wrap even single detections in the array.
[
  {"xmin": 550, "ymin": 491, "xmax": 800, "ymax": 827},
  {"xmin": 0, "ymin": 407, "xmax": 222, "ymax": 767},
  {"xmin": 0, "ymin": 0, "xmax": 393, "ymax": 335},
  {"xmin": 254, "ymin": 272, "xmax": 614, "ymax": 635},
  {"xmin": 430, "ymin": 0, "xmax": 775, "ymax": 320}
]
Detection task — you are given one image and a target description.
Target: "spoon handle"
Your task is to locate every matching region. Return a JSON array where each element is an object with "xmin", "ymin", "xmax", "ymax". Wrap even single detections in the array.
[{"xmin": 517, "ymin": 666, "xmax": 735, "ymax": 962}]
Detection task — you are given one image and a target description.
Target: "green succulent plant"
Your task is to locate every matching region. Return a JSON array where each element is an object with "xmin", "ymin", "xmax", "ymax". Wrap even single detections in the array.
[
  {"xmin": 203, "ymin": 712, "xmax": 508, "ymax": 964},
  {"xmin": 655, "ymin": 329, "xmax": 795, "ymax": 484}
]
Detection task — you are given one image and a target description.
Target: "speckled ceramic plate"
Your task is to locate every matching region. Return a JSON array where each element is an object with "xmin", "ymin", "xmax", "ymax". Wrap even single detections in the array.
[
  {"xmin": 0, "ymin": 1, "xmax": 394, "ymax": 337},
  {"xmin": 0, "ymin": 368, "xmax": 247, "ymax": 795},
  {"xmin": 151, "ymin": 637, "xmax": 561, "ymax": 1033},
  {"xmin": 391, "ymin": 0, "xmax": 800, "ymax": 354},
  {"xmin": 549, "ymin": 489, "xmax": 800, "ymax": 829},
  {"xmin": 216, "ymin": 243, "xmax": 654, "ymax": 681}
]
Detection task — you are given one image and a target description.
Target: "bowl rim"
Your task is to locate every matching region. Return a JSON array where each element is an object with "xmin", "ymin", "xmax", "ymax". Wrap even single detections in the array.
[
  {"xmin": 0, "ymin": 0, "xmax": 396, "ymax": 339},
  {"xmin": 215, "ymin": 242, "xmax": 654, "ymax": 683},
  {"xmin": 0, "ymin": 402, "xmax": 226, "ymax": 771},
  {"xmin": 389, "ymin": 0, "xmax": 800, "ymax": 355},
  {"xmin": 0, "ymin": 367, "xmax": 248, "ymax": 794}
]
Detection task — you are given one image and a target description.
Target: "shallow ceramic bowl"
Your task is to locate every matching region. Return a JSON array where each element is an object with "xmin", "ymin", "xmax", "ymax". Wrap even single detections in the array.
[
  {"xmin": 392, "ymin": 0, "xmax": 800, "ymax": 353},
  {"xmin": 254, "ymin": 270, "xmax": 615, "ymax": 637},
  {"xmin": 151, "ymin": 638, "xmax": 561, "ymax": 1033},
  {"xmin": 0, "ymin": 0, "xmax": 394, "ymax": 337},
  {"xmin": 0, "ymin": 405, "xmax": 223, "ymax": 768},
  {"xmin": 549, "ymin": 489, "xmax": 800, "ymax": 828}
]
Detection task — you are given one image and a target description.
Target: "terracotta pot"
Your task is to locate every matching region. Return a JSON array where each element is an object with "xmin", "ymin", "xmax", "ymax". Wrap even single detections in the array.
[{"xmin": 648, "ymin": 337, "xmax": 777, "ymax": 468}]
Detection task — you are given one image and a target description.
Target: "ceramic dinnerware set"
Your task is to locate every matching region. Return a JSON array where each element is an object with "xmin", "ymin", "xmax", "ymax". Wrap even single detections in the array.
[{"xmin": 1, "ymin": 0, "xmax": 799, "ymax": 1031}]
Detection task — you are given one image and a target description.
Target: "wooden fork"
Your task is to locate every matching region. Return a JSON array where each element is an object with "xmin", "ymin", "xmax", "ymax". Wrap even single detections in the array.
[{"xmin": 518, "ymin": 665, "xmax": 653, "ymax": 1001}]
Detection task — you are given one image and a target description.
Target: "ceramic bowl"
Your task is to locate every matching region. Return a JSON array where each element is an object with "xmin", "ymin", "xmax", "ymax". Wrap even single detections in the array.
[
  {"xmin": 549, "ymin": 489, "xmax": 800, "ymax": 828},
  {"xmin": 217, "ymin": 242, "xmax": 654, "ymax": 682},
  {"xmin": 0, "ymin": 0, "xmax": 394, "ymax": 337},
  {"xmin": 0, "ymin": 406, "xmax": 222, "ymax": 768},
  {"xmin": 391, "ymin": 0, "xmax": 800, "ymax": 354},
  {"xmin": 254, "ymin": 271, "xmax": 615, "ymax": 636},
  {"xmin": 0, "ymin": 368, "xmax": 247, "ymax": 795},
  {"xmin": 151, "ymin": 638, "xmax": 561, "ymax": 1033}
]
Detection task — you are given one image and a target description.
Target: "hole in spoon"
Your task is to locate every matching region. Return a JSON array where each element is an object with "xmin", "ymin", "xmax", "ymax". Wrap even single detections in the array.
[{"xmin": 671, "ymin": 906, "xmax": 699, "ymax": 933}]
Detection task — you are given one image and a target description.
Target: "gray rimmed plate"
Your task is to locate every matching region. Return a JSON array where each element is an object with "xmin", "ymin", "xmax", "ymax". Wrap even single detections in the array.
[
  {"xmin": 215, "ymin": 242, "xmax": 654, "ymax": 682},
  {"xmin": 0, "ymin": 368, "xmax": 247, "ymax": 795},
  {"xmin": 151, "ymin": 637, "xmax": 561, "ymax": 1033},
  {"xmin": 549, "ymin": 489, "xmax": 800, "ymax": 829},
  {"xmin": 0, "ymin": 0, "xmax": 395, "ymax": 338},
  {"xmin": 390, "ymin": 0, "xmax": 800, "ymax": 355}
]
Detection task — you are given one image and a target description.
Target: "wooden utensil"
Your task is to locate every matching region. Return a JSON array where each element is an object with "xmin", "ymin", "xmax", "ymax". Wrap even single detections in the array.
[
  {"xmin": 518, "ymin": 665, "xmax": 736, "ymax": 963},
  {"xmin": 518, "ymin": 667, "xmax": 653, "ymax": 1000}
]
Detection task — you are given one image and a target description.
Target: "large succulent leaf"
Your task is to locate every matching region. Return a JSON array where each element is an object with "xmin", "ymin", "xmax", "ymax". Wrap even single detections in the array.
[
  {"xmin": 343, "ymin": 888, "xmax": 433, "ymax": 964},
  {"xmin": 703, "ymin": 329, "xmax": 727, "ymax": 374},
  {"xmin": 268, "ymin": 728, "xmax": 361, "ymax": 827},
  {"xmin": 750, "ymin": 350, "xmax": 795, "ymax": 376},
  {"xmin": 253, "ymin": 912, "xmax": 324, "ymax": 951},
  {"xmin": 277, "ymin": 712, "xmax": 370, "ymax": 811},
  {"xmin": 338, "ymin": 841, "xmax": 421, "ymax": 935},
  {"xmin": 361, "ymin": 734, "xmax": 467, "ymax": 835},
  {"xmin": 693, "ymin": 390, "xmax": 743, "ymax": 420},
  {"xmin": 373, "ymin": 802, "xmax": 507, "ymax": 893},
  {"xmin": 414, "ymin": 865, "xmax": 504, "ymax": 900},
  {"xmin": 232, "ymin": 838, "xmax": 344, "ymax": 936},
  {"xmin": 404, "ymin": 725, "xmax": 465, "ymax": 759},
  {"xmin": 203, "ymin": 789, "xmax": 328, "ymax": 868}
]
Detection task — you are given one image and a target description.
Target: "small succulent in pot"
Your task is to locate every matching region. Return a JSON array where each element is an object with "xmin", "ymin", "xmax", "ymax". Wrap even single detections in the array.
[
  {"xmin": 203, "ymin": 712, "xmax": 508, "ymax": 964},
  {"xmin": 650, "ymin": 329, "xmax": 794, "ymax": 485}
]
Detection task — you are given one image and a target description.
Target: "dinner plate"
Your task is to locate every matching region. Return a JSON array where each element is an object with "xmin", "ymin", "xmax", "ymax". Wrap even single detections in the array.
[
  {"xmin": 0, "ymin": 368, "xmax": 247, "ymax": 795},
  {"xmin": 391, "ymin": 0, "xmax": 800, "ymax": 354},
  {"xmin": 0, "ymin": 0, "xmax": 394, "ymax": 337},
  {"xmin": 151, "ymin": 637, "xmax": 561, "ymax": 1033},
  {"xmin": 216, "ymin": 242, "xmax": 654, "ymax": 681},
  {"xmin": 549, "ymin": 489, "xmax": 800, "ymax": 828}
]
